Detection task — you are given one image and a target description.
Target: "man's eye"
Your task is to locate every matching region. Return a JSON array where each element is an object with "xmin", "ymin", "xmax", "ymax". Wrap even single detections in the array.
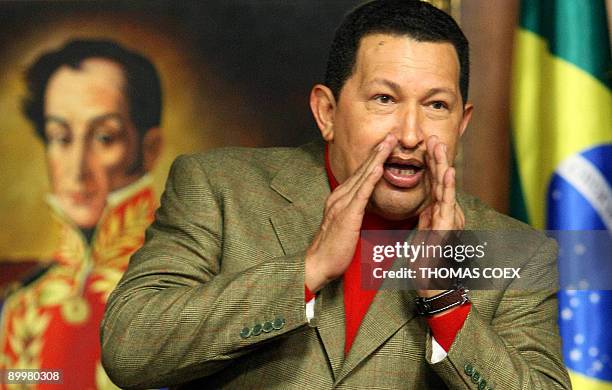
[
  {"xmin": 373, "ymin": 94, "xmax": 394, "ymax": 105},
  {"xmin": 95, "ymin": 133, "xmax": 115, "ymax": 145},
  {"xmin": 49, "ymin": 134, "xmax": 71, "ymax": 145},
  {"xmin": 93, "ymin": 127, "xmax": 120, "ymax": 145},
  {"xmin": 430, "ymin": 101, "xmax": 448, "ymax": 110}
]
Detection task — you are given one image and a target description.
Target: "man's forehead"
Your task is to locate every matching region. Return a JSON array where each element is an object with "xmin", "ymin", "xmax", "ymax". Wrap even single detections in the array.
[
  {"xmin": 356, "ymin": 34, "xmax": 458, "ymax": 65},
  {"xmin": 353, "ymin": 34, "xmax": 460, "ymax": 87},
  {"xmin": 47, "ymin": 57, "xmax": 126, "ymax": 94},
  {"xmin": 45, "ymin": 58, "xmax": 128, "ymax": 112}
]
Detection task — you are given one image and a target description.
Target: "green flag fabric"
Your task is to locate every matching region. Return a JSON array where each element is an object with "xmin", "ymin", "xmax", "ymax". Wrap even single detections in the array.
[{"xmin": 512, "ymin": 0, "xmax": 612, "ymax": 389}]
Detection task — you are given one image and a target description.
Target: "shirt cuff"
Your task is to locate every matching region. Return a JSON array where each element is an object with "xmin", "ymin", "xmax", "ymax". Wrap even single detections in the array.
[
  {"xmin": 426, "ymin": 302, "xmax": 471, "ymax": 352},
  {"xmin": 430, "ymin": 337, "xmax": 448, "ymax": 363},
  {"xmin": 305, "ymin": 285, "xmax": 316, "ymax": 302},
  {"xmin": 305, "ymin": 285, "xmax": 316, "ymax": 321}
]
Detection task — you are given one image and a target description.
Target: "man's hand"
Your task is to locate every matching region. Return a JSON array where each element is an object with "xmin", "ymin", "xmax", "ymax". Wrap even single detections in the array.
[
  {"xmin": 416, "ymin": 135, "xmax": 465, "ymax": 300},
  {"xmin": 305, "ymin": 133, "xmax": 396, "ymax": 293},
  {"xmin": 418, "ymin": 135, "xmax": 464, "ymax": 231}
]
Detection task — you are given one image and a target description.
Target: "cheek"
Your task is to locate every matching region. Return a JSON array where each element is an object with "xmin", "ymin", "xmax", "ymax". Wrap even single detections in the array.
[
  {"xmin": 46, "ymin": 151, "xmax": 66, "ymax": 192},
  {"xmin": 97, "ymin": 143, "xmax": 137, "ymax": 189},
  {"xmin": 424, "ymin": 123, "xmax": 460, "ymax": 151},
  {"xmin": 336, "ymin": 118, "xmax": 389, "ymax": 167},
  {"xmin": 333, "ymin": 134, "xmax": 375, "ymax": 180},
  {"xmin": 99, "ymin": 145, "xmax": 128, "ymax": 168}
]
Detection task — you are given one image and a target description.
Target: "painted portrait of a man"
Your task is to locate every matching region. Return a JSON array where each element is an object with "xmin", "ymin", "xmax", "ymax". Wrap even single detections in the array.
[{"xmin": 0, "ymin": 39, "xmax": 163, "ymax": 389}]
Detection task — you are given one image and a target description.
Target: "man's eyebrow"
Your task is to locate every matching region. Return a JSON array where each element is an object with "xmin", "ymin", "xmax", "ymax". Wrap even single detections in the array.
[
  {"xmin": 44, "ymin": 115, "xmax": 69, "ymax": 128},
  {"xmin": 44, "ymin": 113, "xmax": 124, "ymax": 128},
  {"xmin": 88, "ymin": 112, "xmax": 124, "ymax": 128},
  {"xmin": 424, "ymin": 87, "xmax": 456, "ymax": 99},
  {"xmin": 363, "ymin": 78, "xmax": 402, "ymax": 94}
]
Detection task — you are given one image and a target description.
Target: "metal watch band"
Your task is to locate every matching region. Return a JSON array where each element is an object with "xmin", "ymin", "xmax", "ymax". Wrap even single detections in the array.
[{"xmin": 415, "ymin": 287, "xmax": 469, "ymax": 316}]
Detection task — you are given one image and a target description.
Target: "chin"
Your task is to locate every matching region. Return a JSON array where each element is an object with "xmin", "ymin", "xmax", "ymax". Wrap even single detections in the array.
[
  {"xmin": 71, "ymin": 214, "xmax": 100, "ymax": 229},
  {"xmin": 63, "ymin": 204, "xmax": 104, "ymax": 229},
  {"xmin": 369, "ymin": 182, "xmax": 428, "ymax": 221}
]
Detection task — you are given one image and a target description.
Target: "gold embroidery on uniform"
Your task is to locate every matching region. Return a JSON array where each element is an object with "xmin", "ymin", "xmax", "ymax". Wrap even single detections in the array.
[
  {"xmin": 92, "ymin": 195, "xmax": 152, "ymax": 269},
  {"xmin": 37, "ymin": 278, "xmax": 72, "ymax": 307},
  {"xmin": 6, "ymin": 291, "xmax": 50, "ymax": 372},
  {"xmin": 60, "ymin": 296, "xmax": 90, "ymax": 324},
  {"xmin": 0, "ymin": 179, "xmax": 155, "ymax": 387},
  {"xmin": 90, "ymin": 267, "xmax": 124, "ymax": 303},
  {"xmin": 53, "ymin": 212, "xmax": 87, "ymax": 267}
]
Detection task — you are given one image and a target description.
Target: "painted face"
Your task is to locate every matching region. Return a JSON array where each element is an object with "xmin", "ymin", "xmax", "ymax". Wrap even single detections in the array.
[
  {"xmin": 327, "ymin": 34, "xmax": 472, "ymax": 220},
  {"xmin": 44, "ymin": 58, "xmax": 142, "ymax": 228}
]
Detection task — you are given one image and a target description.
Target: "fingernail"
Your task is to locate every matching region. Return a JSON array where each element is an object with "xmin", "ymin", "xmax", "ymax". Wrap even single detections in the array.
[{"xmin": 443, "ymin": 144, "xmax": 447, "ymax": 153}]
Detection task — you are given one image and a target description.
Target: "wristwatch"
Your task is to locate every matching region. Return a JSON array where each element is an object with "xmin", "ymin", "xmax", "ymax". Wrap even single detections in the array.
[{"xmin": 415, "ymin": 287, "xmax": 470, "ymax": 316}]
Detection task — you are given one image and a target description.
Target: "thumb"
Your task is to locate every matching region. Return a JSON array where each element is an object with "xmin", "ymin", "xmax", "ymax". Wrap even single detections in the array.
[{"xmin": 418, "ymin": 206, "xmax": 433, "ymax": 230}]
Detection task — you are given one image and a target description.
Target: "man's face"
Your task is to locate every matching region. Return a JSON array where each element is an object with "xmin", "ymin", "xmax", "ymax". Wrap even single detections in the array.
[
  {"xmin": 44, "ymin": 58, "xmax": 142, "ymax": 228},
  {"xmin": 327, "ymin": 34, "xmax": 472, "ymax": 220}
]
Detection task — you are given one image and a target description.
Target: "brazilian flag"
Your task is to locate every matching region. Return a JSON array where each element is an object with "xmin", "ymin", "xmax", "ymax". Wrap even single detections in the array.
[{"xmin": 511, "ymin": 0, "xmax": 612, "ymax": 388}]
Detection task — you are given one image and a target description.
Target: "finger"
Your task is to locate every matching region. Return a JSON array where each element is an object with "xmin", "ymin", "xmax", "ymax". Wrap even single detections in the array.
[
  {"xmin": 434, "ymin": 142, "xmax": 449, "ymax": 202},
  {"xmin": 328, "ymin": 133, "xmax": 395, "ymax": 217},
  {"xmin": 328, "ymin": 149, "xmax": 379, "ymax": 207},
  {"xmin": 454, "ymin": 204, "xmax": 465, "ymax": 229},
  {"xmin": 454, "ymin": 211, "xmax": 463, "ymax": 230},
  {"xmin": 327, "ymin": 153, "xmax": 381, "ymax": 216},
  {"xmin": 433, "ymin": 203, "xmax": 441, "ymax": 220},
  {"xmin": 418, "ymin": 205, "xmax": 433, "ymax": 230},
  {"xmin": 349, "ymin": 133, "xmax": 396, "ymax": 195},
  {"xmin": 334, "ymin": 152, "xmax": 376, "ymax": 196},
  {"xmin": 425, "ymin": 136, "xmax": 439, "ymax": 200},
  {"xmin": 347, "ymin": 164, "xmax": 384, "ymax": 215},
  {"xmin": 336, "ymin": 134, "xmax": 390, "ymax": 192},
  {"xmin": 439, "ymin": 167, "xmax": 456, "ymax": 221}
]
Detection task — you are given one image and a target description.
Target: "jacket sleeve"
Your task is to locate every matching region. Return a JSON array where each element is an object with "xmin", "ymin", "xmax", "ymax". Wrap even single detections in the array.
[
  {"xmin": 100, "ymin": 155, "xmax": 311, "ymax": 389},
  {"xmin": 426, "ymin": 237, "xmax": 572, "ymax": 389}
]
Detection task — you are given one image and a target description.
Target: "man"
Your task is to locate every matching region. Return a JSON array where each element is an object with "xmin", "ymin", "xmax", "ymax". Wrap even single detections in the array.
[
  {"xmin": 101, "ymin": 1, "xmax": 571, "ymax": 389},
  {"xmin": 0, "ymin": 39, "xmax": 162, "ymax": 389}
]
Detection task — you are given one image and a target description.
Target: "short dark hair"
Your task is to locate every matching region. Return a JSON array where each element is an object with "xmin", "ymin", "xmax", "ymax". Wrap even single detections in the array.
[
  {"xmin": 325, "ymin": 0, "xmax": 469, "ymax": 104},
  {"xmin": 23, "ymin": 39, "xmax": 162, "ymax": 142}
]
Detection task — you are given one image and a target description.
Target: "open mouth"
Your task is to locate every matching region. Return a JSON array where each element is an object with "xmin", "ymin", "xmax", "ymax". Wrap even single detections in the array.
[{"xmin": 383, "ymin": 157, "xmax": 425, "ymax": 188}]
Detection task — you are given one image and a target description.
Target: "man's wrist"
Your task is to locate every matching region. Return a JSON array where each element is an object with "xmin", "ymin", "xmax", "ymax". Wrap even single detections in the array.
[
  {"xmin": 417, "ymin": 289, "xmax": 447, "ymax": 298},
  {"xmin": 304, "ymin": 253, "xmax": 329, "ymax": 293}
]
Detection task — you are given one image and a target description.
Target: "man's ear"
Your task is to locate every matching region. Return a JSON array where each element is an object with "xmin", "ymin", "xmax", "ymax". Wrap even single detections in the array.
[
  {"xmin": 458, "ymin": 103, "xmax": 474, "ymax": 137},
  {"xmin": 309, "ymin": 84, "xmax": 336, "ymax": 142},
  {"xmin": 142, "ymin": 127, "xmax": 163, "ymax": 172}
]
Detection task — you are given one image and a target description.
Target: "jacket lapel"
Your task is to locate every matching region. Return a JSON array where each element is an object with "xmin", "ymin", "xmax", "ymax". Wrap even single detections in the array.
[
  {"xmin": 316, "ymin": 278, "xmax": 346, "ymax": 380},
  {"xmin": 268, "ymin": 141, "xmax": 347, "ymax": 379},
  {"xmin": 336, "ymin": 266, "xmax": 417, "ymax": 383},
  {"xmin": 269, "ymin": 141, "xmax": 328, "ymax": 255}
]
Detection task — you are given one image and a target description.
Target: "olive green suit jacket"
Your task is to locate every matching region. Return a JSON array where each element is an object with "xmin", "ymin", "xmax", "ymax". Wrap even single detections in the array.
[{"xmin": 101, "ymin": 141, "xmax": 571, "ymax": 389}]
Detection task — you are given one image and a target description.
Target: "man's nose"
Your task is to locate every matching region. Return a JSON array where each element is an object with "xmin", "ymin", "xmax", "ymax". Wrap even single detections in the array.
[
  {"xmin": 69, "ymin": 139, "xmax": 92, "ymax": 183},
  {"xmin": 394, "ymin": 105, "xmax": 424, "ymax": 150}
]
